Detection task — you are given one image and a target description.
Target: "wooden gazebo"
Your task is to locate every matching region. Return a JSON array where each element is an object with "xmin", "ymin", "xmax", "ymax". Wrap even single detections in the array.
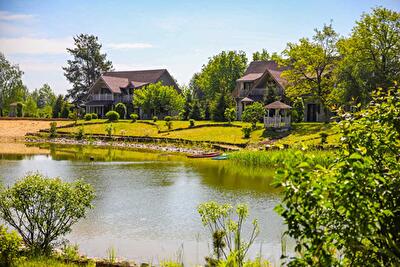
[{"xmin": 264, "ymin": 101, "xmax": 292, "ymax": 129}]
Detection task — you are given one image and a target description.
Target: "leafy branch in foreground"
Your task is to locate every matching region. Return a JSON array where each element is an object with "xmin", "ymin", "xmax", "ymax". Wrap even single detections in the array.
[
  {"xmin": 274, "ymin": 85, "xmax": 400, "ymax": 266},
  {"xmin": 198, "ymin": 201, "xmax": 259, "ymax": 267},
  {"xmin": 0, "ymin": 173, "xmax": 95, "ymax": 255}
]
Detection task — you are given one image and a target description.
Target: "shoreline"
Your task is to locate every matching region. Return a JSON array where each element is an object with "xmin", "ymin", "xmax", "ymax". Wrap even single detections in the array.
[{"xmin": 24, "ymin": 136, "xmax": 211, "ymax": 155}]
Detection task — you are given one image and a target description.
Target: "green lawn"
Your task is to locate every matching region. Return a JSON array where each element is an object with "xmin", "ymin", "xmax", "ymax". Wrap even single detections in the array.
[
  {"xmin": 55, "ymin": 120, "xmax": 340, "ymax": 147},
  {"xmin": 59, "ymin": 122, "xmax": 159, "ymax": 137}
]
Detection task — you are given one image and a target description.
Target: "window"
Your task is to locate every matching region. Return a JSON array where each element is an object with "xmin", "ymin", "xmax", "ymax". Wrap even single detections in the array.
[{"xmin": 244, "ymin": 82, "xmax": 252, "ymax": 90}]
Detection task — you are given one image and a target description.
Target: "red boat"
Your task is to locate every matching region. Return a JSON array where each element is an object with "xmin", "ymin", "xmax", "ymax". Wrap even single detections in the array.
[{"xmin": 187, "ymin": 152, "xmax": 221, "ymax": 158}]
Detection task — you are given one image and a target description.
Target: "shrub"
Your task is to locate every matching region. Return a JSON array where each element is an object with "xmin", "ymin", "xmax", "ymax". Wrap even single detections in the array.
[
  {"xmin": 224, "ymin": 108, "xmax": 236, "ymax": 124},
  {"xmin": 91, "ymin": 113, "xmax": 98, "ymax": 119},
  {"xmin": 242, "ymin": 102, "xmax": 265, "ymax": 129},
  {"xmin": 165, "ymin": 121, "xmax": 173, "ymax": 130},
  {"xmin": 16, "ymin": 102, "xmax": 23, "ymax": 117},
  {"xmin": 114, "ymin": 103, "xmax": 127, "ymax": 119},
  {"xmin": 164, "ymin": 116, "xmax": 172, "ymax": 122},
  {"xmin": 130, "ymin": 113, "xmax": 139, "ymax": 122},
  {"xmin": 49, "ymin": 122, "xmax": 57, "ymax": 138},
  {"xmin": 0, "ymin": 173, "xmax": 95, "ymax": 255},
  {"xmin": 189, "ymin": 119, "xmax": 195, "ymax": 127},
  {"xmin": 60, "ymin": 243, "xmax": 80, "ymax": 261},
  {"xmin": 105, "ymin": 123, "xmax": 114, "ymax": 138},
  {"xmin": 0, "ymin": 225, "xmax": 22, "ymax": 266},
  {"xmin": 198, "ymin": 201, "xmax": 259, "ymax": 265},
  {"xmin": 242, "ymin": 126, "xmax": 252, "ymax": 138},
  {"xmin": 105, "ymin": 111, "xmax": 119, "ymax": 122},
  {"xmin": 319, "ymin": 132, "xmax": 328, "ymax": 145},
  {"xmin": 153, "ymin": 116, "xmax": 158, "ymax": 122},
  {"xmin": 274, "ymin": 87, "xmax": 400, "ymax": 265},
  {"xmin": 84, "ymin": 113, "xmax": 92, "ymax": 121},
  {"xmin": 75, "ymin": 126, "xmax": 85, "ymax": 140}
]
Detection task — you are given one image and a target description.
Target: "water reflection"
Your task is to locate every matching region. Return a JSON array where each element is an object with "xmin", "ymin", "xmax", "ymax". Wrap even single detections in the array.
[{"xmin": 0, "ymin": 143, "xmax": 286, "ymax": 265}]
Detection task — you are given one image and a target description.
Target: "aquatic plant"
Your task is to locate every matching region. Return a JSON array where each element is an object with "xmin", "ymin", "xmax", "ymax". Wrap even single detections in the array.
[
  {"xmin": 198, "ymin": 201, "xmax": 259, "ymax": 266},
  {"xmin": 229, "ymin": 149, "xmax": 334, "ymax": 168}
]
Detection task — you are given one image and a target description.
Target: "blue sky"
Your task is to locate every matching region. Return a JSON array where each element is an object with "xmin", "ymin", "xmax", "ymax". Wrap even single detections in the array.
[{"xmin": 0, "ymin": 0, "xmax": 399, "ymax": 95}]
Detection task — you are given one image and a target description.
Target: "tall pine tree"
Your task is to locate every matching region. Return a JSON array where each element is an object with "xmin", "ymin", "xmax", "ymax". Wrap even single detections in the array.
[{"xmin": 63, "ymin": 34, "xmax": 113, "ymax": 104}]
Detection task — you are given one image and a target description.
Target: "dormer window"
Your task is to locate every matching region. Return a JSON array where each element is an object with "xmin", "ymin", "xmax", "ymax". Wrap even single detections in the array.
[{"xmin": 244, "ymin": 82, "xmax": 252, "ymax": 90}]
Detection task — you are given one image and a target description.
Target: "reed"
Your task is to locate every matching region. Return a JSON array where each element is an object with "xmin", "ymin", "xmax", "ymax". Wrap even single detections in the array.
[{"xmin": 229, "ymin": 149, "xmax": 335, "ymax": 168}]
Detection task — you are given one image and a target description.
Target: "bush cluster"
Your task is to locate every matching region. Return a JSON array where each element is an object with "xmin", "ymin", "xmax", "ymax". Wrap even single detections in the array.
[{"xmin": 106, "ymin": 111, "xmax": 119, "ymax": 122}]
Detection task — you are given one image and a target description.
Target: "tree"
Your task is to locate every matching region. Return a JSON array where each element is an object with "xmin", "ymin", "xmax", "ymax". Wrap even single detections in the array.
[
  {"xmin": 24, "ymin": 96, "xmax": 38, "ymax": 117},
  {"xmin": 337, "ymin": 7, "xmax": 400, "ymax": 105},
  {"xmin": 36, "ymin": 84, "xmax": 56, "ymax": 108},
  {"xmin": 196, "ymin": 51, "xmax": 247, "ymax": 99},
  {"xmin": 189, "ymin": 99, "xmax": 202, "ymax": 120},
  {"xmin": 241, "ymin": 102, "xmax": 265, "ymax": 128},
  {"xmin": 224, "ymin": 107, "xmax": 236, "ymax": 124},
  {"xmin": 0, "ymin": 173, "xmax": 95, "ymax": 255},
  {"xmin": 275, "ymin": 86, "xmax": 400, "ymax": 266},
  {"xmin": 60, "ymin": 102, "xmax": 71, "ymax": 118},
  {"xmin": 212, "ymin": 92, "xmax": 231, "ymax": 121},
  {"xmin": 133, "ymin": 82, "xmax": 184, "ymax": 117},
  {"xmin": 252, "ymin": 49, "xmax": 270, "ymax": 61},
  {"xmin": 114, "ymin": 102, "xmax": 127, "ymax": 119},
  {"xmin": 182, "ymin": 89, "xmax": 193, "ymax": 120},
  {"xmin": 280, "ymin": 23, "xmax": 339, "ymax": 114},
  {"xmin": 52, "ymin": 95, "xmax": 64, "ymax": 118},
  {"xmin": 63, "ymin": 34, "xmax": 113, "ymax": 104},
  {"xmin": 291, "ymin": 97, "xmax": 304, "ymax": 123},
  {"xmin": 0, "ymin": 53, "xmax": 26, "ymax": 116}
]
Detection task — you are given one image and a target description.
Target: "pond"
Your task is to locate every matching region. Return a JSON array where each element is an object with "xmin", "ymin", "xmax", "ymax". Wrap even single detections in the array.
[{"xmin": 0, "ymin": 143, "xmax": 288, "ymax": 265}]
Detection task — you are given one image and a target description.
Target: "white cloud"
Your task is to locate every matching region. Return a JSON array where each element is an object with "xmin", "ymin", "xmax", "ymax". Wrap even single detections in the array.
[
  {"xmin": 107, "ymin": 42, "xmax": 153, "ymax": 50},
  {"xmin": 0, "ymin": 11, "xmax": 35, "ymax": 21},
  {"xmin": 0, "ymin": 37, "xmax": 72, "ymax": 54}
]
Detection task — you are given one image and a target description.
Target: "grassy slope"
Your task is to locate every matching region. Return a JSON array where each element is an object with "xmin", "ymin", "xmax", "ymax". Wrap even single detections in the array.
[{"xmin": 56, "ymin": 120, "xmax": 340, "ymax": 146}]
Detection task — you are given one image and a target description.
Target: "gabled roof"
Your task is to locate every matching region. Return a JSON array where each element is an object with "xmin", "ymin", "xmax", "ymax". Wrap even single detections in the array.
[
  {"xmin": 103, "ymin": 69, "xmax": 167, "ymax": 83},
  {"xmin": 88, "ymin": 69, "xmax": 177, "ymax": 95},
  {"xmin": 236, "ymin": 60, "xmax": 289, "ymax": 89},
  {"xmin": 240, "ymin": 97, "xmax": 254, "ymax": 102},
  {"xmin": 265, "ymin": 101, "xmax": 292, "ymax": 109},
  {"xmin": 102, "ymin": 76, "xmax": 129, "ymax": 93}
]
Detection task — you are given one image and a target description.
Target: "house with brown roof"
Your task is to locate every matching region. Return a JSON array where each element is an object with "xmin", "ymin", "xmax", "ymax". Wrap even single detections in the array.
[
  {"xmin": 233, "ymin": 60, "xmax": 329, "ymax": 122},
  {"xmin": 84, "ymin": 69, "xmax": 179, "ymax": 118},
  {"xmin": 232, "ymin": 60, "xmax": 288, "ymax": 120}
]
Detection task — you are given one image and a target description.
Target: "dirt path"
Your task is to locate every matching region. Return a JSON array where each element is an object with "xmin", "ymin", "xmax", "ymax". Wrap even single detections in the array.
[{"xmin": 0, "ymin": 120, "xmax": 70, "ymax": 140}]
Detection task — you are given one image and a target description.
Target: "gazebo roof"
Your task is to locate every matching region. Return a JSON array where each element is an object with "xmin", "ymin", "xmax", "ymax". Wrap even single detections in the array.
[
  {"xmin": 240, "ymin": 97, "xmax": 254, "ymax": 103},
  {"xmin": 265, "ymin": 101, "xmax": 292, "ymax": 109}
]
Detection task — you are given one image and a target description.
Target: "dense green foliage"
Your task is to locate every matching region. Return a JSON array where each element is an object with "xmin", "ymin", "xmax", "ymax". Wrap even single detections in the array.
[
  {"xmin": 274, "ymin": 87, "xmax": 400, "ymax": 266},
  {"xmin": 337, "ymin": 7, "xmax": 400, "ymax": 105},
  {"xmin": 105, "ymin": 110, "xmax": 119, "ymax": 122},
  {"xmin": 224, "ymin": 108, "xmax": 236, "ymax": 124},
  {"xmin": 130, "ymin": 113, "xmax": 139, "ymax": 122},
  {"xmin": 0, "ymin": 225, "xmax": 22, "ymax": 267},
  {"xmin": 63, "ymin": 34, "xmax": 113, "ymax": 104},
  {"xmin": 195, "ymin": 50, "xmax": 247, "ymax": 99},
  {"xmin": 252, "ymin": 49, "xmax": 271, "ymax": 61},
  {"xmin": 114, "ymin": 102, "xmax": 127, "ymax": 119},
  {"xmin": 280, "ymin": 24, "xmax": 339, "ymax": 109},
  {"xmin": 241, "ymin": 102, "xmax": 265, "ymax": 128},
  {"xmin": 198, "ymin": 201, "xmax": 259, "ymax": 266},
  {"xmin": 52, "ymin": 95, "xmax": 64, "ymax": 118},
  {"xmin": 49, "ymin": 122, "xmax": 57, "ymax": 138},
  {"xmin": 16, "ymin": 102, "xmax": 23, "ymax": 117},
  {"xmin": 241, "ymin": 126, "xmax": 252, "ymax": 139},
  {"xmin": 0, "ymin": 53, "xmax": 26, "ymax": 116},
  {"xmin": 133, "ymin": 82, "xmax": 184, "ymax": 117},
  {"xmin": 0, "ymin": 173, "xmax": 95, "ymax": 255},
  {"xmin": 84, "ymin": 113, "xmax": 92, "ymax": 121}
]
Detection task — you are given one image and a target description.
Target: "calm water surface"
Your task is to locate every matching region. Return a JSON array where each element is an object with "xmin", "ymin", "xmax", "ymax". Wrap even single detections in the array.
[{"xmin": 0, "ymin": 144, "xmax": 288, "ymax": 265}]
